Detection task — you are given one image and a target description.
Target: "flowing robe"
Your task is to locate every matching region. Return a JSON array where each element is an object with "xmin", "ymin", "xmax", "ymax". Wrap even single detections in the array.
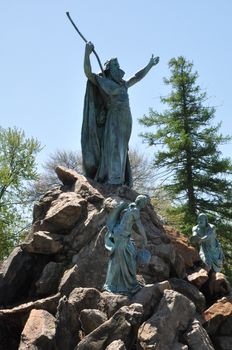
[
  {"xmin": 103, "ymin": 204, "xmax": 142, "ymax": 294},
  {"xmin": 192, "ymin": 224, "xmax": 224, "ymax": 272},
  {"xmin": 81, "ymin": 74, "xmax": 132, "ymax": 186}
]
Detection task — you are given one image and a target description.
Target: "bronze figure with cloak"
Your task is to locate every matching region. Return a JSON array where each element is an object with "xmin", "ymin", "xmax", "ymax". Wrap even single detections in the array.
[{"xmin": 81, "ymin": 42, "xmax": 159, "ymax": 186}]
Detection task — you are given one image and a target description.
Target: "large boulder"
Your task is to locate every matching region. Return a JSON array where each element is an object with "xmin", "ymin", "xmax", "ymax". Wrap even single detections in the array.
[
  {"xmin": 141, "ymin": 254, "xmax": 171, "ymax": 283},
  {"xmin": 41, "ymin": 192, "xmax": 87, "ymax": 233},
  {"xmin": 0, "ymin": 293, "xmax": 60, "ymax": 349},
  {"xmin": 99, "ymin": 291, "xmax": 130, "ymax": 318},
  {"xmin": 169, "ymin": 278, "xmax": 206, "ymax": 313},
  {"xmin": 35, "ymin": 262, "xmax": 64, "ymax": 296},
  {"xmin": 0, "ymin": 247, "xmax": 42, "ymax": 306},
  {"xmin": 79, "ymin": 309, "xmax": 107, "ymax": 334},
  {"xmin": 55, "ymin": 296, "xmax": 80, "ymax": 350},
  {"xmin": 164, "ymin": 225, "xmax": 200, "ymax": 268},
  {"xmin": 32, "ymin": 187, "xmax": 62, "ymax": 227},
  {"xmin": 18, "ymin": 309, "xmax": 56, "ymax": 350},
  {"xmin": 0, "ymin": 247, "xmax": 52, "ymax": 306},
  {"xmin": 55, "ymin": 166, "xmax": 104, "ymax": 204},
  {"xmin": 22, "ymin": 231, "xmax": 63, "ymax": 255},
  {"xmin": 187, "ymin": 268, "xmax": 209, "ymax": 288},
  {"xmin": 131, "ymin": 281, "xmax": 171, "ymax": 319},
  {"xmin": 55, "ymin": 288, "xmax": 102, "ymax": 349},
  {"xmin": 138, "ymin": 289, "xmax": 196, "ymax": 350},
  {"xmin": 203, "ymin": 297, "xmax": 232, "ymax": 335},
  {"xmin": 208, "ymin": 272, "xmax": 231, "ymax": 298},
  {"xmin": 58, "ymin": 226, "xmax": 108, "ymax": 292},
  {"xmin": 183, "ymin": 319, "xmax": 215, "ymax": 349},
  {"xmin": 67, "ymin": 207, "xmax": 107, "ymax": 253},
  {"xmin": 55, "ymin": 165, "xmax": 81, "ymax": 186},
  {"xmin": 75, "ymin": 303, "xmax": 143, "ymax": 350}
]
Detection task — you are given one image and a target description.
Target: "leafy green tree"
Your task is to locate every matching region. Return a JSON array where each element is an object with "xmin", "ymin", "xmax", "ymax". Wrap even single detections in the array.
[
  {"xmin": 139, "ymin": 56, "xmax": 232, "ymax": 231},
  {"xmin": 0, "ymin": 127, "xmax": 41, "ymax": 259}
]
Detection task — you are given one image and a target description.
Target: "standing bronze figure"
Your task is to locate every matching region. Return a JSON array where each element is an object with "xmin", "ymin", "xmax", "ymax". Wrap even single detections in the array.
[
  {"xmin": 103, "ymin": 195, "xmax": 150, "ymax": 295},
  {"xmin": 191, "ymin": 213, "xmax": 224, "ymax": 272},
  {"xmin": 82, "ymin": 42, "xmax": 159, "ymax": 186}
]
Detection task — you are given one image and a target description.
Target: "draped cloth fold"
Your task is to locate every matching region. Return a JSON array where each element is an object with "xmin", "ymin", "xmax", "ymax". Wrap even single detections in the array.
[{"xmin": 81, "ymin": 75, "xmax": 132, "ymax": 186}]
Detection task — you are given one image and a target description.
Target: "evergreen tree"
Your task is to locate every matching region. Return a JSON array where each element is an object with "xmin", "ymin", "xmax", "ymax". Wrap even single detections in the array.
[{"xmin": 139, "ymin": 56, "xmax": 232, "ymax": 232}]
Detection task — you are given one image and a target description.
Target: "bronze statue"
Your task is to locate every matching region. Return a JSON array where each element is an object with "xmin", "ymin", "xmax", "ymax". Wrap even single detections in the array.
[
  {"xmin": 191, "ymin": 213, "xmax": 224, "ymax": 272},
  {"xmin": 81, "ymin": 42, "xmax": 159, "ymax": 186},
  {"xmin": 103, "ymin": 195, "xmax": 150, "ymax": 295}
]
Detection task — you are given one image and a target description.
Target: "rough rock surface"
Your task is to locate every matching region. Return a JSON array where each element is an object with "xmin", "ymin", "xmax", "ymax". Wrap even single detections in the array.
[
  {"xmin": 19, "ymin": 309, "xmax": 56, "ymax": 349},
  {"xmin": 98, "ymin": 291, "xmax": 130, "ymax": 318},
  {"xmin": 208, "ymin": 272, "xmax": 231, "ymax": 298},
  {"xmin": 214, "ymin": 336, "xmax": 232, "ymax": 350},
  {"xmin": 138, "ymin": 289, "xmax": 196, "ymax": 349},
  {"xmin": 131, "ymin": 281, "xmax": 171, "ymax": 319},
  {"xmin": 183, "ymin": 319, "xmax": 215, "ymax": 349},
  {"xmin": 0, "ymin": 167, "xmax": 230, "ymax": 349},
  {"xmin": 165, "ymin": 225, "xmax": 200, "ymax": 268},
  {"xmin": 42, "ymin": 192, "xmax": 87, "ymax": 233},
  {"xmin": 36, "ymin": 262, "xmax": 64, "ymax": 296},
  {"xmin": 187, "ymin": 268, "xmax": 209, "ymax": 288},
  {"xmin": 0, "ymin": 247, "xmax": 33, "ymax": 306},
  {"xmin": 105, "ymin": 339, "xmax": 126, "ymax": 349},
  {"xmin": 55, "ymin": 165, "xmax": 81, "ymax": 186},
  {"xmin": 169, "ymin": 277, "xmax": 206, "ymax": 313},
  {"xmin": 22, "ymin": 231, "xmax": 63, "ymax": 255},
  {"xmin": 0, "ymin": 294, "xmax": 60, "ymax": 349},
  {"xmin": 203, "ymin": 296, "xmax": 232, "ymax": 335},
  {"xmin": 0, "ymin": 247, "xmax": 50, "ymax": 306},
  {"xmin": 203, "ymin": 296, "xmax": 232, "ymax": 349},
  {"xmin": 79, "ymin": 308, "xmax": 108, "ymax": 334},
  {"xmin": 75, "ymin": 303, "xmax": 143, "ymax": 350}
]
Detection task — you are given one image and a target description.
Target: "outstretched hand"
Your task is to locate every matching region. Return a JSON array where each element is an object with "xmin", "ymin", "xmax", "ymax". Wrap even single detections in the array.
[
  {"xmin": 85, "ymin": 41, "xmax": 94, "ymax": 55},
  {"xmin": 149, "ymin": 54, "xmax": 159, "ymax": 67}
]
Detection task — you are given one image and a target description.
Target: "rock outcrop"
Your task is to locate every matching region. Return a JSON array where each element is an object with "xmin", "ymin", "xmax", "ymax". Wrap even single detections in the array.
[
  {"xmin": 19, "ymin": 309, "xmax": 56, "ymax": 350},
  {"xmin": 0, "ymin": 166, "xmax": 231, "ymax": 350}
]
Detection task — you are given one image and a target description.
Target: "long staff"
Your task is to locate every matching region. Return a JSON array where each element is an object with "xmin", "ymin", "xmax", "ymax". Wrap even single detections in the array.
[{"xmin": 66, "ymin": 12, "xmax": 105, "ymax": 76}]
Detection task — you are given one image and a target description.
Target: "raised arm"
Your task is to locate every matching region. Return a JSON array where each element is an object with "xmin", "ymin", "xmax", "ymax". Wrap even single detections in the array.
[
  {"xmin": 84, "ymin": 42, "xmax": 96, "ymax": 84},
  {"xmin": 126, "ymin": 55, "xmax": 159, "ymax": 88}
]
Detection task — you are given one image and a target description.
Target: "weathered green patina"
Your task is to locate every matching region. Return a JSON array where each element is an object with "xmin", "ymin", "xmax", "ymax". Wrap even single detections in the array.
[
  {"xmin": 191, "ymin": 213, "xmax": 224, "ymax": 272},
  {"xmin": 82, "ymin": 42, "xmax": 159, "ymax": 186},
  {"xmin": 103, "ymin": 195, "xmax": 150, "ymax": 295}
]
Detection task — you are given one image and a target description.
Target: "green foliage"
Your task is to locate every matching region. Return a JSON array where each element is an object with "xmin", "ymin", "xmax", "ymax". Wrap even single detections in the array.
[
  {"xmin": 140, "ymin": 56, "xmax": 232, "ymax": 277},
  {"xmin": 216, "ymin": 221, "xmax": 232, "ymax": 283},
  {"xmin": 0, "ymin": 127, "xmax": 41, "ymax": 259}
]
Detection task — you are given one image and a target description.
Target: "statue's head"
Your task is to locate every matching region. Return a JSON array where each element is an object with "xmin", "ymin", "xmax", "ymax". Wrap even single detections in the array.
[
  {"xmin": 135, "ymin": 195, "xmax": 149, "ymax": 209},
  {"xmin": 197, "ymin": 213, "xmax": 208, "ymax": 228},
  {"xmin": 104, "ymin": 58, "xmax": 125, "ymax": 82}
]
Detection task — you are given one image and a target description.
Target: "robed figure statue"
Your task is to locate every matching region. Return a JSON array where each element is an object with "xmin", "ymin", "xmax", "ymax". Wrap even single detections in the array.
[
  {"xmin": 103, "ymin": 195, "xmax": 151, "ymax": 295},
  {"xmin": 191, "ymin": 213, "xmax": 224, "ymax": 272},
  {"xmin": 81, "ymin": 42, "xmax": 159, "ymax": 186}
]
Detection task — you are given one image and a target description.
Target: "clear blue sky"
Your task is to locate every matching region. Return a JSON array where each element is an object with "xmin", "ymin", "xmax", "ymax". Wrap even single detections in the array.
[{"xmin": 0, "ymin": 1, "xmax": 231, "ymax": 168}]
